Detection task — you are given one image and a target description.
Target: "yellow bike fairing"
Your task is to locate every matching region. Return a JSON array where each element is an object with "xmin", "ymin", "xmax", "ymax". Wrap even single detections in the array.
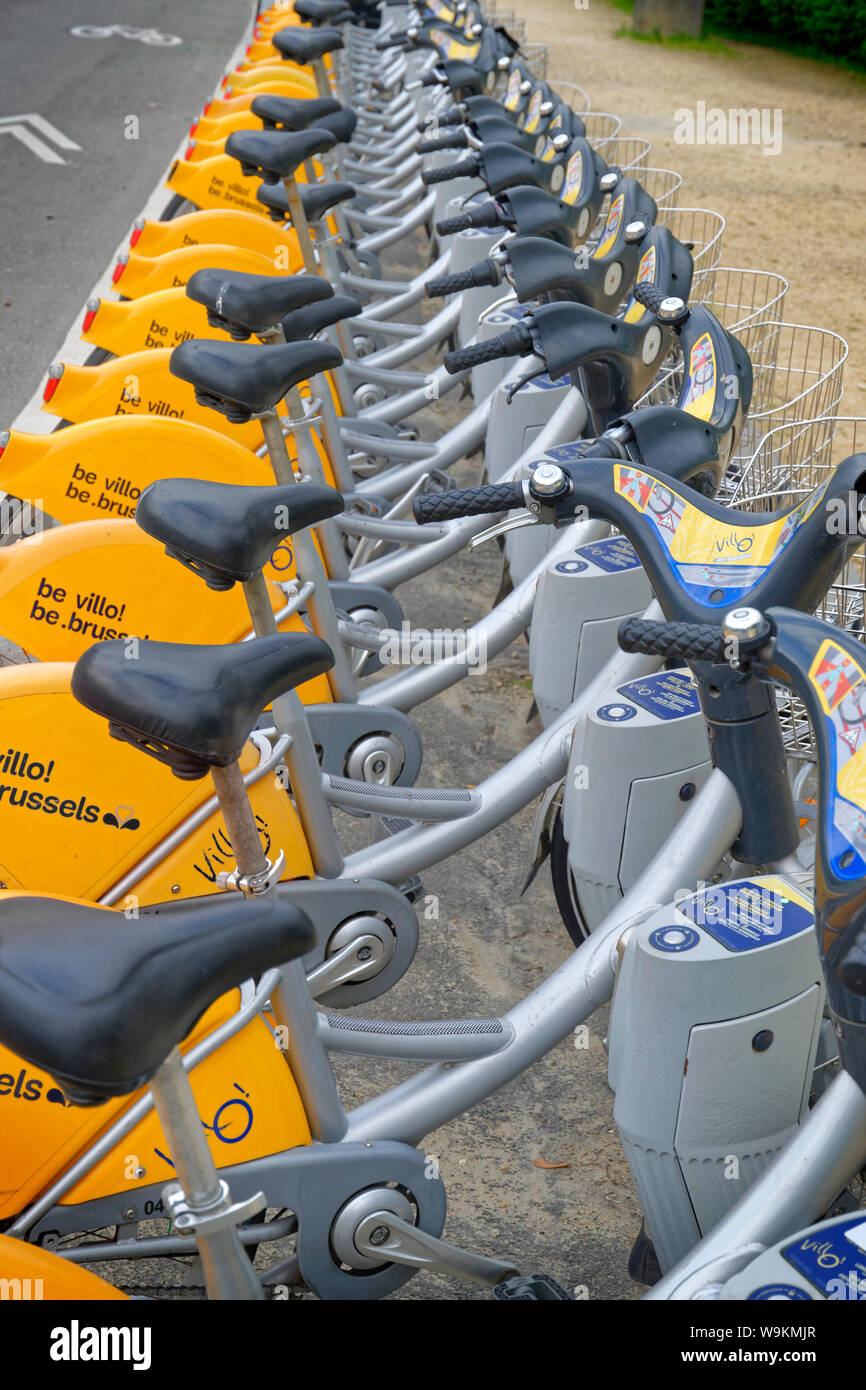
[
  {"xmin": 614, "ymin": 464, "xmax": 829, "ymax": 606},
  {"xmin": 0, "ymin": 520, "xmax": 332, "ymax": 706}
]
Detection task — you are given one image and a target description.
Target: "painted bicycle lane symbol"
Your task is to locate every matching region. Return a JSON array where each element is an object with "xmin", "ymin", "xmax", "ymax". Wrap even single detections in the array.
[
  {"xmin": 154, "ymin": 1084, "xmax": 253, "ymax": 1168},
  {"xmin": 70, "ymin": 25, "xmax": 182, "ymax": 47}
]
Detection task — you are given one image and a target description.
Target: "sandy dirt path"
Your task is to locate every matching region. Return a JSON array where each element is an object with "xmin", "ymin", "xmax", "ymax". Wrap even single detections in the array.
[{"xmin": 520, "ymin": 0, "xmax": 866, "ymax": 423}]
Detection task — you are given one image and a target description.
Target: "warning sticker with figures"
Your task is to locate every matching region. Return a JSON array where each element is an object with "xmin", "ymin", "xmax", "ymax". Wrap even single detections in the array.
[
  {"xmin": 623, "ymin": 245, "xmax": 657, "ymax": 325},
  {"xmin": 505, "ymin": 68, "xmax": 522, "ymax": 110},
  {"xmin": 681, "ymin": 333, "xmax": 717, "ymax": 422},
  {"xmin": 562, "ymin": 148, "xmax": 583, "ymax": 203},
  {"xmin": 592, "ymin": 193, "xmax": 623, "ymax": 260},
  {"xmin": 809, "ymin": 637, "xmax": 866, "ymax": 876},
  {"xmin": 524, "ymin": 89, "xmax": 543, "ymax": 133}
]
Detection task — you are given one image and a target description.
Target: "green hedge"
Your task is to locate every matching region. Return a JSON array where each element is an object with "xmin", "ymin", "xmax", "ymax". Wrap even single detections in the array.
[{"xmin": 703, "ymin": 0, "xmax": 866, "ymax": 68}]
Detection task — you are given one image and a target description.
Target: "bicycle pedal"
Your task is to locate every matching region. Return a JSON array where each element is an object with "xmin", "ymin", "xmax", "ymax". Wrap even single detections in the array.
[{"xmin": 492, "ymin": 1273, "xmax": 574, "ymax": 1301}]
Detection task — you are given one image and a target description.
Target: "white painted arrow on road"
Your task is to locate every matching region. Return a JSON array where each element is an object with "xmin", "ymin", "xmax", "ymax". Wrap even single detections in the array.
[{"xmin": 0, "ymin": 113, "xmax": 81, "ymax": 164}]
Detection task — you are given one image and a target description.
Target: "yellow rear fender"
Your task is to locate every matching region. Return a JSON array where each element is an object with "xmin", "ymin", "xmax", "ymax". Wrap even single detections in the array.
[
  {"xmin": 113, "ymin": 241, "xmax": 288, "ymax": 300},
  {"xmin": 0, "ymin": 1234, "xmax": 128, "ymax": 1298},
  {"xmin": 129, "ymin": 208, "xmax": 293, "ymax": 259},
  {"xmin": 0, "ymin": 518, "xmax": 332, "ymax": 699},
  {"xmin": 0, "ymin": 665, "xmax": 314, "ymax": 904},
  {"xmin": 0, "ymin": 417, "xmax": 273, "ymax": 527},
  {"xmin": 166, "ymin": 155, "xmax": 272, "ymax": 219},
  {"xmin": 201, "ymin": 76, "xmax": 316, "ymax": 122},
  {"xmin": 81, "ymin": 290, "xmax": 221, "ymax": 357},
  {"xmin": 40, "ymin": 349, "xmax": 266, "ymax": 449},
  {"xmin": 222, "ymin": 64, "xmax": 317, "ymax": 95},
  {"xmin": 186, "ymin": 110, "xmax": 263, "ymax": 145}
]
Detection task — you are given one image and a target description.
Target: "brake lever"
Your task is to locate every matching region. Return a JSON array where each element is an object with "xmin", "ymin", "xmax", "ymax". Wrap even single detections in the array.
[{"xmin": 469, "ymin": 510, "xmax": 537, "ymax": 549}]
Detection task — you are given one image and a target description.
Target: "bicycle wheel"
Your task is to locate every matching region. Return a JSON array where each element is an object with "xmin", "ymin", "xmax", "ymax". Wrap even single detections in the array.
[{"xmin": 549, "ymin": 807, "xmax": 592, "ymax": 947}]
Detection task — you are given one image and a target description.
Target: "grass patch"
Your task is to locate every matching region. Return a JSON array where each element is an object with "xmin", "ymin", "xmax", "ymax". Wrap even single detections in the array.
[
  {"xmin": 607, "ymin": 1, "xmax": 866, "ymax": 73},
  {"xmin": 614, "ymin": 23, "xmax": 731, "ymax": 52}
]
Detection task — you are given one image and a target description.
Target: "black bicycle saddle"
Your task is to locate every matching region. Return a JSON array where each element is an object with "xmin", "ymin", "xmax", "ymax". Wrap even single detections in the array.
[
  {"xmin": 256, "ymin": 179, "xmax": 356, "ymax": 223},
  {"xmin": 272, "ymin": 26, "xmax": 345, "ymax": 63},
  {"xmin": 186, "ymin": 269, "xmax": 332, "ymax": 338},
  {"xmin": 226, "ymin": 127, "xmax": 337, "ymax": 183},
  {"xmin": 251, "ymin": 94, "xmax": 341, "ymax": 130},
  {"xmin": 0, "ymin": 892, "xmax": 315, "ymax": 1103},
  {"xmin": 72, "ymin": 634, "xmax": 335, "ymax": 778},
  {"xmin": 170, "ymin": 338, "xmax": 343, "ymax": 421},
  {"xmin": 136, "ymin": 479, "xmax": 344, "ymax": 589},
  {"xmin": 280, "ymin": 292, "xmax": 361, "ymax": 340}
]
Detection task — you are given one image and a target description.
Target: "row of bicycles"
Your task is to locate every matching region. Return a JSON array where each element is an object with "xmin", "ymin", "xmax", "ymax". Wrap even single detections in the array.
[{"xmin": 0, "ymin": 0, "xmax": 864, "ymax": 1306}]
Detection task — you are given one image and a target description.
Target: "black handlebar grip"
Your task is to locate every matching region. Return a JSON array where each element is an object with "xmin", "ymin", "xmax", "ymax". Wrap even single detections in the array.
[
  {"xmin": 413, "ymin": 481, "xmax": 526, "ymax": 523},
  {"xmin": 419, "ymin": 69, "xmax": 446, "ymax": 87},
  {"xmin": 417, "ymin": 107, "xmax": 464, "ymax": 132},
  {"xmin": 632, "ymin": 282, "xmax": 671, "ymax": 316},
  {"xmin": 417, "ymin": 131, "xmax": 469, "ymax": 153},
  {"xmin": 618, "ymin": 617, "xmax": 727, "ymax": 663},
  {"xmin": 421, "ymin": 155, "xmax": 481, "ymax": 185},
  {"xmin": 425, "ymin": 259, "xmax": 501, "ymax": 297},
  {"xmin": 436, "ymin": 212, "xmax": 475, "ymax": 235},
  {"xmin": 443, "ymin": 322, "xmax": 533, "ymax": 373},
  {"xmin": 436, "ymin": 200, "xmax": 501, "ymax": 236}
]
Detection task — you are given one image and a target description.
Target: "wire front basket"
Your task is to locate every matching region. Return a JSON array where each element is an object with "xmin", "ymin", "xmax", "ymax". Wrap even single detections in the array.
[
  {"xmin": 548, "ymin": 78, "xmax": 592, "ymax": 114},
  {"xmin": 656, "ymin": 207, "xmax": 726, "ymax": 273},
  {"xmin": 732, "ymin": 322, "xmax": 849, "ymax": 470},
  {"xmin": 519, "ymin": 41, "xmax": 548, "ymax": 77},
  {"xmin": 598, "ymin": 136, "xmax": 652, "ymax": 174},
  {"xmin": 640, "ymin": 167, "xmax": 683, "ymax": 210},
  {"xmin": 728, "ymin": 418, "xmax": 866, "ymax": 765},
  {"xmin": 690, "ymin": 266, "xmax": 788, "ymax": 333},
  {"xmin": 582, "ymin": 112, "xmax": 623, "ymax": 150}
]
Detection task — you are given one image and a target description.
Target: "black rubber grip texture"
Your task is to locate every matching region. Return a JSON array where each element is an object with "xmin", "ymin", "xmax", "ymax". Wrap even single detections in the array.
[
  {"xmin": 421, "ymin": 155, "xmax": 481, "ymax": 185},
  {"xmin": 418, "ymin": 107, "xmax": 464, "ymax": 131},
  {"xmin": 618, "ymin": 617, "xmax": 727, "ymax": 663},
  {"xmin": 443, "ymin": 322, "xmax": 533, "ymax": 374},
  {"xmin": 436, "ymin": 212, "xmax": 475, "ymax": 235},
  {"xmin": 632, "ymin": 281, "xmax": 670, "ymax": 316},
  {"xmin": 436, "ymin": 200, "xmax": 501, "ymax": 236},
  {"xmin": 417, "ymin": 131, "xmax": 469, "ymax": 153},
  {"xmin": 414, "ymin": 481, "xmax": 525, "ymax": 523},
  {"xmin": 426, "ymin": 260, "xmax": 500, "ymax": 297},
  {"xmin": 419, "ymin": 70, "xmax": 446, "ymax": 87},
  {"xmin": 563, "ymin": 436, "xmax": 622, "ymax": 461}
]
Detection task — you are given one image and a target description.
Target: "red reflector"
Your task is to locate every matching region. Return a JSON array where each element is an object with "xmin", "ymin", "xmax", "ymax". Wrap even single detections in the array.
[
  {"xmin": 43, "ymin": 375, "xmax": 61, "ymax": 404},
  {"xmin": 0, "ymin": 431, "xmax": 9, "ymax": 461},
  {"xmin": 82, "ymin": 306, "xmax": 98, "ymax": 334},
  {"xmin": 202, "ymin": 99, "xmax": 212, "ymax": 116},
  {"xmin": 185, "ymin": 141, "xmax": 196, "ymax": 160},
  {"xmin": 129, "ymin": 220, "xmax": 144, "ymax": 247},
  {"xmin": 189, "ymin": 120, "xmax": 199, "ymax": 138}
]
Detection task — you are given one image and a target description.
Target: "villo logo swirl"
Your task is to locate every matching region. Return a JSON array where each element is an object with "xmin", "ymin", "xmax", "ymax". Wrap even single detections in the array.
[{"xmin": 102, "ymin": 805, "xmax": 140, "ymax": 831}]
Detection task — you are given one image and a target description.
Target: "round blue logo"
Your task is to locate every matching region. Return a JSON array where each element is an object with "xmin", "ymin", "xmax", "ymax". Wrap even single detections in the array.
[
  {"xmin": 596, "ymin": 703, "xmax": 637, "ymax": 722},
  {"xmin": 747, "ymin": 1284, "xmax": 812, "ymax": 1301},
  {"xmin": 556, "ymin": 560, "xmax": 589, "ymax": 575},
  {"xmin": 648, "ymin": 926, "xmax": 700, "ymax": 953}
]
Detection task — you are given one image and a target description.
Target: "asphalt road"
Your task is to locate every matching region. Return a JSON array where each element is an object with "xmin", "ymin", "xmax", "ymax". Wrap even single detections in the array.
[{"xmin": 0, "ymin": 0, "xmax": 254, "ymax": 425}]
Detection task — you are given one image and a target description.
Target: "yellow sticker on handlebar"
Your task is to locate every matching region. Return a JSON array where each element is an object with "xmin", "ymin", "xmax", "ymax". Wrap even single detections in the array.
[
  {"xmin": 613, "ymin": 465, "xmax": 829, "ymax": 606},
  {"xmin": 592, "ymin": 193, "xmax": 623, "ymax": 260}
]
